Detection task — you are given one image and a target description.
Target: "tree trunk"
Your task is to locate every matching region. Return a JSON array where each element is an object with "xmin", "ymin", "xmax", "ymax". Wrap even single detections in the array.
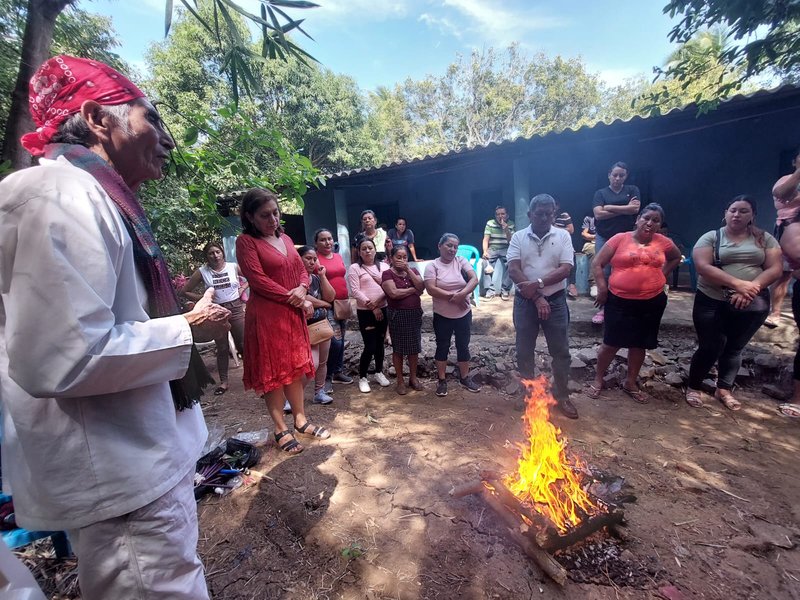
[{"xmin": 1, "ymin": 0, "xmax": 74, "ymax": 171}]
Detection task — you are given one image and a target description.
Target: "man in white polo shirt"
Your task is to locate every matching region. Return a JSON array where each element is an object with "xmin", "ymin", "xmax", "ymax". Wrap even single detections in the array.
[{"xmin": 507, "ymin": 194, "xmax": 577, "ymax": 419}]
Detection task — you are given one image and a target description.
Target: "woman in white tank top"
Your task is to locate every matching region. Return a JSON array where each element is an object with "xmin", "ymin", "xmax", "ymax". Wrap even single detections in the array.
[{"xmin": 181, "ymin": 242, "xmax": 247, "ymax": 394}]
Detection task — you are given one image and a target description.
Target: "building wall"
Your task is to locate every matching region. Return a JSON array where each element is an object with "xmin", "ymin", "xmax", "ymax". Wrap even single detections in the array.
[{"xmin": 305, "ymin": 91, "xmax": 800, "ymax": 258}]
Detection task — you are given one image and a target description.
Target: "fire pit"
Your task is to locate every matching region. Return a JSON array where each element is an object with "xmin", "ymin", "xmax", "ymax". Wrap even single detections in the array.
[{"xmin": 451, "ymin": 377, "xmax": 626, "ymax": 585}]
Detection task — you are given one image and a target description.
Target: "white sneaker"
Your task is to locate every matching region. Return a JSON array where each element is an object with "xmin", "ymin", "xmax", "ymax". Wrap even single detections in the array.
[
  {"xmin": 374, "ymin": 372, "xmax": 391, "ymax": 387},
  {"xmin": 359, "ymin": 377, "xmax": 371, "ymax": 393}
]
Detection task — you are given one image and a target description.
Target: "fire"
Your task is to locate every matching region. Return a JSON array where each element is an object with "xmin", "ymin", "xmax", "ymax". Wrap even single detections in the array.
[{"xmin": 503, "ymin": 377, "xmax": 600, "ymax": 532}]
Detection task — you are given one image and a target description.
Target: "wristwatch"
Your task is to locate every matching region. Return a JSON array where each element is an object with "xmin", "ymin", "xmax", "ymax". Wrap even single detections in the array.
[{"xmin": 537, "ymin": 278, "xmax": 544, "ymax": 289}]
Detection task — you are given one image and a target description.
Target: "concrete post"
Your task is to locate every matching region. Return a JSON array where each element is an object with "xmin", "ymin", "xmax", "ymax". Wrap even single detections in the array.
[
  {"xmin": 334, "ymin": 189, "xmax": 351, "ymax": 267},
  {"xmin": 513, "ymin": 158, "xmax": 530, "ymax": 230}
]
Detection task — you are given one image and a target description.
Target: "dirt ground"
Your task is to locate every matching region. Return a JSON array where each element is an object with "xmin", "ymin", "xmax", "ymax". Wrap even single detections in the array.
[
  {"xmin": 193, "ymin": 294, "xmax": 800, "ymax": 600},
  {"xmin": 22, "ymin": 293, "xmax": 800, "ymax": 599}
]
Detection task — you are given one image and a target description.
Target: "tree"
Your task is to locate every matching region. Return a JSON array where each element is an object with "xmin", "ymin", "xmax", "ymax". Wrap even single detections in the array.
[
  {"xmin": 1, "ymin": 0, "xmax": 317, "ymax": 170},
  {"xmin": 364, "ymin": 45, "xmax": 604, "ymax": 160},
  {"xmin": 147, "ymin": 3, "xmax": 378, "ymax": 174},
  {"xmin": 2, "ymin": 0, "xmax": 75, "ymax": 170},
  {"xmin": 658, "ymin": 0, "xmax": 800, "ymax": 111},
  {"xmin": 0, "ymin": 0, "xmax": 126, "ymax": 172}
]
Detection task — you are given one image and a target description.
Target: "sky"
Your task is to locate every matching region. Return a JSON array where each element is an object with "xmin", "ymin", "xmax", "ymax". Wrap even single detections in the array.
[{"xmin": 87, "ymin": 0, "xmax": 682, "ymax": 91}]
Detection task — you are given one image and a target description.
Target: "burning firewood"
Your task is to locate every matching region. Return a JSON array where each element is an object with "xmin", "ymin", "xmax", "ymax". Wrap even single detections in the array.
[{"xmin": 451, "ymin": 377, "xmax": 627, "ymax": 586}]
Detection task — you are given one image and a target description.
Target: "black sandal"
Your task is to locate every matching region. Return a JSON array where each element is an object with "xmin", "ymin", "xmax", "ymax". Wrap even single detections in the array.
[
  {"xmin": 295, "ymin": 421, "xmax": 331, "ymax": 440},
  {"xmin": 274, "ymin": 430, "xmax": 303, "ymax": 454}
]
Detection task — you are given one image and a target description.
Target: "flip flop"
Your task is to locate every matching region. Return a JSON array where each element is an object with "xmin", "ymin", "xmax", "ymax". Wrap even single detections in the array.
[
  {"xmin": 685, "ymin": 390, "xmax": 704, "ymax": 408},
  {"xmin": 214, "ymin": 386, "xmax": 228, "ymax": 396},
  {"xmin": 591, "ymin": 312, "xmax": 605, "ymax": 325},
  {"xmin": 622, "ymin": 385, "xmax": 649, "ymax": 404},
  {"xmin": 586, "ymin": 384, "xmax": 603, "ymax": 399},
  {"xmin": 778, "ymin": 403, "xmax": 800, "ymax": 418},
  {"xmin": 763, "ymin": 317, "xmax": 779, "ymax": 329}
]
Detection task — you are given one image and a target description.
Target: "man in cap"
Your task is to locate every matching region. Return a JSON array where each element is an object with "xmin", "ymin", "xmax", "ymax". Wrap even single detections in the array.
[{"xmin": 0, "ymin": 55, "xmax": 229, "ymax": 599}]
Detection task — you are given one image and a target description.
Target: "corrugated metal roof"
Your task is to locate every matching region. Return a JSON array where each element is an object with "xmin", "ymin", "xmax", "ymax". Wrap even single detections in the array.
[{"xmin": 325, "ymin": 84, "xmax": 800, "ymax": 181}]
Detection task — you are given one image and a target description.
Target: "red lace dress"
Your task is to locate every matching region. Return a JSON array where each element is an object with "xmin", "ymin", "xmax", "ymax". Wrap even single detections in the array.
[{"xmin": 236, "ymin": 233, "xmax": 313, "ymax": 394}]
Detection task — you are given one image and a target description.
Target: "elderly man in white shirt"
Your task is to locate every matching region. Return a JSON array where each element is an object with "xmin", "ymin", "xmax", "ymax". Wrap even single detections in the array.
[
  {"xmin": 507, "ymin": 194, "xmax": 578, "ymax": 419},
  {"xmin": 0, "ymin": 56, "xmax": 230, "ymax": 599}
]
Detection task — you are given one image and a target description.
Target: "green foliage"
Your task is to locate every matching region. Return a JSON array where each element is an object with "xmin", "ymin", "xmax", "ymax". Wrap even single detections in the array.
[
  {"xmin": 139, "ymin": 101, "xmax": 322, "ymax": 273},
  {"xmin": 139, "ymin": 178, "xmax": 220, "ymax": 276},
  {"xmin": 147, "ymin": 3, "xmax": 376, "ymax": 174},
  {"xmin": 657, "ymin": 0, "xmax": 800, "ymax": 112},
  {"xmin": 340, "ymin": 542, "xmax": 364, "ymax": 559},
  {"xmin": 163, "ymin": 0, "xmax": 318, "ymax": 107},
  {"xmin": 364, "ymin": 45, "xmax": 604, "ymax": 161}
]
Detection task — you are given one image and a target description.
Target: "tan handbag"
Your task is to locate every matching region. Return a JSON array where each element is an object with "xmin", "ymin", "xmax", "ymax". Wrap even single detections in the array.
[
  {"xmin": 307, "ymin": 318, "xmax": 334, "ymax": 345},
  {"xmin": 333, "ymin": 298, "xmax": 353, "ymax": 320}
]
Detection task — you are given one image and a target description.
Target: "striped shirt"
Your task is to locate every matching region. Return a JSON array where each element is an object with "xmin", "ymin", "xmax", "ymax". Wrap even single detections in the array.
[{"xmin": 484, "ymin": 219, "xmax": 515, "ymax": 252}]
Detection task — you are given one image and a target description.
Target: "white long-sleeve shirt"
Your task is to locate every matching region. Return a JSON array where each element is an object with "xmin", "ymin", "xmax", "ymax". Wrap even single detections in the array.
[{"xmin": 0, "ymin": 156, "xmax": 206, "ymax": 531}]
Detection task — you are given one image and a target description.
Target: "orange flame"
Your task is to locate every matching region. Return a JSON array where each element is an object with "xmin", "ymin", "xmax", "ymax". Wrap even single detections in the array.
[{"xmin": 503, "ymin": 377, "xmax": 600, "ymax": 532}]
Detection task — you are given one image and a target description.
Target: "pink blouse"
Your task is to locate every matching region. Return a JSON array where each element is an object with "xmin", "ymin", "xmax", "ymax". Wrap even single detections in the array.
[{"xmin": 346, "ymin": 262, "xmax": 389, "ymax": 310}]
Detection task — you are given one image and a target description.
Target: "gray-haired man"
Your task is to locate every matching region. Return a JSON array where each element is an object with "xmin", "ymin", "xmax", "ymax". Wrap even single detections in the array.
[{"xmin": 507, "ymin": 194, "xmax": 577, "ymax": 418}]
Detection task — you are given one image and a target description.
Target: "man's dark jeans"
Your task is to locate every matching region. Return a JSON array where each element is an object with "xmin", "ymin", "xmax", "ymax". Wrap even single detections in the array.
[{"xmin": 513, "ymin": 291, "xmax": 571, "ymax": 399}]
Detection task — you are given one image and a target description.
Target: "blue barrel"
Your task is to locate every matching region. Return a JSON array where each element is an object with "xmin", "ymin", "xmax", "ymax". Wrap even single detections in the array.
[{"xmin": 575, "ymin": 253, "xmax": 590, "ymax": 295}]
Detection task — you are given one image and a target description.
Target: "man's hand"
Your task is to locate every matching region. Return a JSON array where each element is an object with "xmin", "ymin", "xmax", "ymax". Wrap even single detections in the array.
[
  {"xmin": 516, "ymin": 281, "xmax": 537, "ymax": 300},
  {"xmin": 534, "ymin": 296, "xmax": 551, "ymax": 320},
  {"xmin": 184, "ymin": 288, "xmax": 230, "ymax": 341}
]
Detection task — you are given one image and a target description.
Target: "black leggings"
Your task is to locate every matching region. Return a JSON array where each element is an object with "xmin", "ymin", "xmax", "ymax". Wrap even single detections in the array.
[
  {"xmin": 357, "ymin": 308, "xmax": 388, "ymax": 377},
  {"xmin": 688, "ymin": 290, "xmax": 769, "ymax": 390},
  {"xmin": 433, "ymin": 312, "xmax": 472, "ymax": 362}
]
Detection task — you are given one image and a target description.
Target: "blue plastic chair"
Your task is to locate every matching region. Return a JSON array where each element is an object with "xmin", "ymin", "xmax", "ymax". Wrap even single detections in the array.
[
  {"xmin": 682, "ymin": 255, "xmax": 698, "ymax": 291},
  {"xmin": 455, "ymin": 244, "xmax": 483, "ymax": 306}
]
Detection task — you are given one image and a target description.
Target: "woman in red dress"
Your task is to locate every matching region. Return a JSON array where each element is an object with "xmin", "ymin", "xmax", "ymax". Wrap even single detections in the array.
[{"xmin": 236, "ymin": 189, "xmax": 331, "ymax": 454}]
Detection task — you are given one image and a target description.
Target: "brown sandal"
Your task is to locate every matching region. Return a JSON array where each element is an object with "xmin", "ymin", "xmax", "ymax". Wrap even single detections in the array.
[
  {"xmin": 715, "ymin": 390, "xmax": 741, "ymax": 411},
  {"xmin": 685, "ymin": 390, "xmax": 704, "ymax": 408},
  {"xmin": 622, "ymin": 385, "xmax": 649, "ymax": 404}
]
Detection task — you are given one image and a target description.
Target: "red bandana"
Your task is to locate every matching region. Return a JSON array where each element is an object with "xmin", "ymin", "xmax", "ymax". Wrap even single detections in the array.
[{"xmin": 20, "ymin": 55, "xmax": 145, "ymax": 157}]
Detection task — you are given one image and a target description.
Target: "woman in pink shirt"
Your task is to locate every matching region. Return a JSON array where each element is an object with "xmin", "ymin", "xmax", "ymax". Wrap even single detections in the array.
[
  {"xmin": 424, "ymin": 233, "xmax": 481, "ymax": 397},
  {"xmin": 767, "ymin": 146, "xmax": 800, "ymax": 327},
  {"xmin": 347, "ymin": 238, "xmax": 391, "ymax": 393}
]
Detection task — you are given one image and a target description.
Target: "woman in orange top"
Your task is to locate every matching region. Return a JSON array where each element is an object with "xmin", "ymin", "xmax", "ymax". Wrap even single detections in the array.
[{"xmin": 588, "ymin": 203, "xmax": 681, "ymax": 403}]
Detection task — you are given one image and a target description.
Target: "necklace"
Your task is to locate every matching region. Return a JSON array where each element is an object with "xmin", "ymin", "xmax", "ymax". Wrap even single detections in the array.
[{"xmin": 531, "ymin": 231, "xmax": 549, "ymax": 256}]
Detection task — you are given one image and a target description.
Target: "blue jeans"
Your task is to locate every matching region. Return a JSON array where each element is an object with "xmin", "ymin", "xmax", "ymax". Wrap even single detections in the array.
[
  {"xmin": 485, "ymin": 254, "xmax": 512, "ymax": 294},
  {"xmin": 594, "ymin": 233, "xmax": 611, "ymax": 280},
  {"xmin": 513, "ymin": 292, "xmax": 571, "ymax": 399},
  {"xmin": 325, "ymin": 318, "xmax": 346, "ymax": 379}
]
